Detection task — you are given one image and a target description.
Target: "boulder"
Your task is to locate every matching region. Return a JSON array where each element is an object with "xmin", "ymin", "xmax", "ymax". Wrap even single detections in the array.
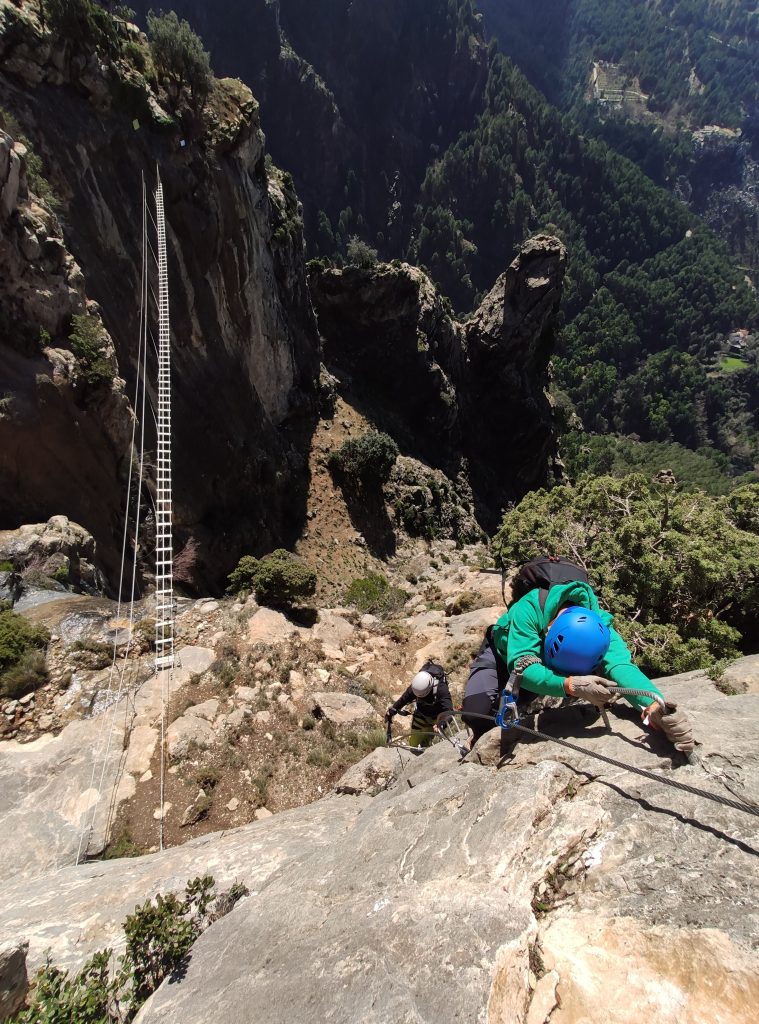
[
  {"xmin": 247, "ymin": 608, "xmax": 299, "ymax": 647},
  {"xmin": 720, "ymin": 655, "xmax": 759, "ymax": 695},
  {"xmin": 234, "ymin": 685, "xmax": 260, "ymax": 704},
  {"xmin": 218, "ymin": 708, "xmax": 249, "ymax": 733},
  {"xmin": 335, "ymin": 747, "xmax": 411, "ymax": 796},
  {"xmin": 0, "ymin": 516, "xmax": 100, "ymax": 592},
  {"xmin": 312, "ymin": 610, "xmax": 356, "ymax": 646},
  {"xmin": 175, "ymin": 647, "xmax": 215, "ymax": 676},
  {"xmin": 185, "ymin": 699, "xmax": 220, "ymax": 723},
  {"xmin": 180, "ymin": 791, "xmax": 210, "ymax": 829},
  {"xmin": 0, "ymin": 942, "xmax": 28, "ymax": 1021},
  {"xmin": 312, "ymin": 691, "xmax": 380, "ymax": 726},
  {"xmin": 166, "ymin": 715, "xmax": 215, "ymax": 761}
]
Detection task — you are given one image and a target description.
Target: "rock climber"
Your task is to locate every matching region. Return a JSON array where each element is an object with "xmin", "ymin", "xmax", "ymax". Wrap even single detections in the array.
[
  {"xmin": 462, "ymin": 559, "xmax": 694, "ymax": 753},
  {"xmin": 385, "ymin": 661, "xmax": 454, "ymax": 749}
]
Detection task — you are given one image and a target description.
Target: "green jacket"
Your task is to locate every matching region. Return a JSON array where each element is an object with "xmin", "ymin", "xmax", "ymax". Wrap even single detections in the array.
[{"xmin": 492, "ymin": 581, "xmax": 663, "ymax": 713}]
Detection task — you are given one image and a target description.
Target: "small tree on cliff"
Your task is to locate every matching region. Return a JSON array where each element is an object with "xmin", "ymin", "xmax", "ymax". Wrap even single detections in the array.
[
  {"xmin": 147, "ymin": 10, "xmax": 212, "ymax": 109},
  {"xmin": 346, "ymin": 236, "xmax": 379, "ymax": 269}
]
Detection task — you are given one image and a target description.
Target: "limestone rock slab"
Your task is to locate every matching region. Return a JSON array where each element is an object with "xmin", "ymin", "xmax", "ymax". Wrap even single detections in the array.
[{"xmin": 540, "ymin": 916, "xmax": 759, "ymax": 1024}]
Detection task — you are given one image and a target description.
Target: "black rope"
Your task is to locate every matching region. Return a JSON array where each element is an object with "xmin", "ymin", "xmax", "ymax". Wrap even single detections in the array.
[{"xmin": 456, "ymin": 712, "xmax": 759, "ymax": 819}]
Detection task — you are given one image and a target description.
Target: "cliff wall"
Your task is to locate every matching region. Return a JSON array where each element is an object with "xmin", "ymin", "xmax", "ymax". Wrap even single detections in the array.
[{"xmin": 0, "ymin": 0, "xmax": 321, "ymax": 590}]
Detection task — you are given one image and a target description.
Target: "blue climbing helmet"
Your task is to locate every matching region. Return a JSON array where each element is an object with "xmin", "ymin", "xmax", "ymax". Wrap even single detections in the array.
[{"xmin": 544, "ymin": 606, "xmax": 610, "ymax": 675}]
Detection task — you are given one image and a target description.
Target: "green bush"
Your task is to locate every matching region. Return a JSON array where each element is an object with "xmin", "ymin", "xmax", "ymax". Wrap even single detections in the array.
[
  {"xmin": 69, "ymin": 313, "xmax": 114, "ymax": 388},
  {"xmin": 43, "ymin": 0, "xmax": 122, "ymax": 56},
  {"xmin": 0, "ymin": 560, "xmax": 14, "ymax": 572},
  {"xmin": 225, "ymin": 555, "xmax": 259, "ymax": 594},
  {"xmin": 328, "ymin": 431, "xmax": 399, "ymax": 487},
  {"xmin": 491, "ymin": 474, "xmax": 759, "ymax": 676},
  {"xmin": 147, "ymin": 10, "xmax": 212, "ymax": 108},
  {"xmin": 1, "ymin": 649, "xmax": 48, "ymax": 699},
  {"xmin": 12, "ymin": 876, "xmax": 234, "ymax": 1024},
  {"xmin": 0, "ymin": 609, "xmax": 49, "ymax": 692},
  {"xmin": 344, "ymin": 573, "xmax": 407, "ymax": 618},
  {"xmin": 227, "ymin": 550, "xmax": 316, "ymax": 607},
  {"xmin": 346, "ymin": 235, "xmax": 379, "ymax": 268}
]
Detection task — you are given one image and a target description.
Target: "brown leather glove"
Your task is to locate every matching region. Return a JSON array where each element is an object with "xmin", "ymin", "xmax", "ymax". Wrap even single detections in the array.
[
  {"xmin": 564, "ymin": 675, "xmax": 618, "ymax": 708},
  {"xmin": 645, "ymin": 701, "xmax": 695, "ymax": 753}
]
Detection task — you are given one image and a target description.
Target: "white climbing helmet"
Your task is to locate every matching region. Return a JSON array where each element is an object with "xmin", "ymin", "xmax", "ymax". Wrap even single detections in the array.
[{"xmin": 411, "ymin": 670, "xmax": 434, "ymax": 699}]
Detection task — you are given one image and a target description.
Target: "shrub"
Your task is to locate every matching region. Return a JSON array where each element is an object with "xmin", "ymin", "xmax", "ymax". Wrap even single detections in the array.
[
  {"xmin": 226, "ymin": 555, "xmax": 259, "ymax": 594},
  {"xmin": 43, "ymin": 0, "xmax": 122, "ymax": 56},
  {"xmin": 0, "ymin": 109, "xmax": 59, "ymax": 208},
  {"xmin": 0, "ymin": 560, "xmax": 14, "ymax": 572},
  {"xmin": 147, "ymin": 10, "xmax": 212, "ymax": 108},
  {"xmin": 69, "ymin": 313, "xmax": 114, "ymax": 388},
  {"xmin": 13, "ymin": 876, "xmax": 218, "ymax": 1023},
  {"xmin": 0, "ymin": 609, "xmax": 49, "ymax": 678},
  {"xmin": 68, "ymin": 639, "xmax": 112, "ymax": 670},
  {"xmin": 359, "ymin": 727, "xmax": 387, "ymax": 751},
  {"xmin": 1, "ymin": 649, "xmax": 48, "ymax": 699},
  {"xmin": 346, "ymin": 235, "xmax": 379, "ymax": 268},
  {"xmin": 104, "ymin": 828, "xmax": 141, "ymax": 860},
  {"xmin": 328, "ymin": 431, "xmax": 399, "ymax": 487},
  {"xmin": 227, "ymin": 550, "xmax": 316, "ymax": 608},
  {"xmin": 193, "ymin": 765, "xmax": 220, "ymax": 790},
  {"xmin": 306, "ymin": 748, "xmax": 331, "ymax": 767},
  {"xmin": 344, "ymin": 573, "xmax": 407, "ymax": 618},
  {"xmin": 491, "ymin": 473, "xmax": 759, "ymax": 676}
]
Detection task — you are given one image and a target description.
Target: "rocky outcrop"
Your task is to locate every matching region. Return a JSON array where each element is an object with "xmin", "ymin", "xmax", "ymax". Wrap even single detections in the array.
[
  {"xmin": 0, "ymin": 516, "xmax": 103, "ymax": 596},
  {"xmin": 1, "ymin": 669, "xmax": 757, "ymax": 1023},
  {"xmin": 0, "ymin": 2, "xmax": 321, "ymax": 591},
  {"xmin": 311, "ymin": 235, "xmax": 567, "ymax": 525}
]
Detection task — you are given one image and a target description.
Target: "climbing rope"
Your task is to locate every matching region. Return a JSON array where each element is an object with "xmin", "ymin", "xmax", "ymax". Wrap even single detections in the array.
[
  {"xmin": 76, "ymin": 175, "xmax": 156, "ymax": 864},
  {"xmin": 449, "ymin": 708, "xmax": 759, "ymax": 819}
]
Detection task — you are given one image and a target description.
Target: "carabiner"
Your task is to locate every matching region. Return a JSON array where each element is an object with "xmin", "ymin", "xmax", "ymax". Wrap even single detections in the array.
[{"xmin": 495, "ymin": 692, "xmax": 520, "ymax": 729}]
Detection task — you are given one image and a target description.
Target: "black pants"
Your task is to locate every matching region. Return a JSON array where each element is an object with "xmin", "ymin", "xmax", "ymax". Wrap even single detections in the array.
[
  {"xmin": 462, "ymin": 646, "xmax": 502, "ymax": 744},
  {"xmin": 462, "ymin": 644, "xmax": 535, "ymax": 744}
]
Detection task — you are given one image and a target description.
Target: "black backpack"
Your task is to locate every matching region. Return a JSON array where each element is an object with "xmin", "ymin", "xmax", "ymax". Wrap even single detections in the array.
[{"xmin": 511, "ymin": 556, "xmax": 588, "ymax": 610}]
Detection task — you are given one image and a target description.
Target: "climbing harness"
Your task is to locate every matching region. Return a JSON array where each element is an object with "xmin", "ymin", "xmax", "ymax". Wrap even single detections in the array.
[{"xmin": 451, "ymin": 690, "xmax": 759, "ymax": 820}]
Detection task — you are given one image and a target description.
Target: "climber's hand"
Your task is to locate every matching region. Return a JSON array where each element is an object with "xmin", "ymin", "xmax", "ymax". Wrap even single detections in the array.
[
  {"xmin": 384, "ymin": 707, "xmax": 397, "ymax": 723},
  {"xmin": 564, "ymin": 675, "xmax": 618, "ymax": 708},
  {"xmin": 645, "ymin": 701, "xmax": 695, "ymax": 753}
]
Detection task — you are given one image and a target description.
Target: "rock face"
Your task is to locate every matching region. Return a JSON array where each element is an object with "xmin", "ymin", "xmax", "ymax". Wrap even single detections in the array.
[
  {"xmin": 311, "ymin": 236, "xmax": 567, "ymax": 525},
  {"xmin": 1, "ymin": 670, "xmax": 757, "ymax": 1024},
  {"xmin": 0, "ymin": 116, "xmax": 133, "ymax": 585},
  {"xmin": 0, "ymin": 2, "xmax": 321, "ymax": 590},
  {"xmin": 0, "ymin": 942, "xmax": 28, "ymax": 1021}
]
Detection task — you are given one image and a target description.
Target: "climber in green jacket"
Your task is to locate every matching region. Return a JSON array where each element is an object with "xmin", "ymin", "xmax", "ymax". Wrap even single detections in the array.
[{"xmin": 463, "ymin": 579, "xmax": 694, "ymax": 752}]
